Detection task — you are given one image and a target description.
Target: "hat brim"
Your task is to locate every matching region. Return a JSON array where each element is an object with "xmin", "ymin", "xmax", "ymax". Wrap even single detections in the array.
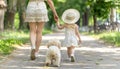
[{"xmin": 62, "ymin": 9, "xmax": 80, "ymax": 24}]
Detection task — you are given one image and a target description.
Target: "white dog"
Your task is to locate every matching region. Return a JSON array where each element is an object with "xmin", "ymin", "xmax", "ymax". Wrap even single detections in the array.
[{"xmin": 45, "ymin": 39, "xmax": 61, "ymax": 67}]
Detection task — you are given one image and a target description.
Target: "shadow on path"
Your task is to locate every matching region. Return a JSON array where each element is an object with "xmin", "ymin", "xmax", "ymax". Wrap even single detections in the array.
[{"xmin": 0, "ymin": 32, "xmax": 120, "ymax": 69}]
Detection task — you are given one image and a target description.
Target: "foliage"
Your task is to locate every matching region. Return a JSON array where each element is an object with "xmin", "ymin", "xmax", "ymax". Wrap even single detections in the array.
[
  {"xmin": 56, "ymin": 0, "xmax": 87, "ymax": 16},
  {"xmin": 0, "ymin": 31, "xmax": 29, "ymax": 55},
  {"xmin": 100, "ymin": 32, "xmax": 120, "ymax": 47},
  {"xmin": 0, "ymin": 29, "xmax": 52, "ymax": 55},
  {"xmin": 14, "ymin": 13, "xmax": 20, "ymax": 29},
  {"xmin": 88, "ymin": 0, "xmax": 114, "ymax": 19},
  {"xmin": 4, "ymin": 0, "xmax": 120, "ymax": 30},
  {"xmin": 84, "ymin": 32, "xmax": 120, "ymax": 47}
]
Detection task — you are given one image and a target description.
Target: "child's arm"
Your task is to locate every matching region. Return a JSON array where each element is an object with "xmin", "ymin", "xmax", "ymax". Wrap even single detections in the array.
[{"xmin": 75, "ymin": 24, "xmax": 81, "ymax": 44}]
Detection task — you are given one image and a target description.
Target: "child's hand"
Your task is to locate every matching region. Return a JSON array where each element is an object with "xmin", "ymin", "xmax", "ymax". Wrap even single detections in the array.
[
  {"xmin": 57, "ymin": 24, "xmax": 62, "ymax": 29},
  {"xmin": 56, "ymin": 21, "xmax": 60, "ymax": 28},
  {"xmin": 56, "ymin": 22, "xmax": 62, "ymax": 29}
]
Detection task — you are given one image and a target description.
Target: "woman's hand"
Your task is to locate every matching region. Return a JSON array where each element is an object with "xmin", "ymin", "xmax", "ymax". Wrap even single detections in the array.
[
  {"xmin": 47, "ymin": 0, "xmax": 59, "ymax": 22},
  {"xmin": 54, "ymin": 14, "xmax": 58, "ymax": 22}
]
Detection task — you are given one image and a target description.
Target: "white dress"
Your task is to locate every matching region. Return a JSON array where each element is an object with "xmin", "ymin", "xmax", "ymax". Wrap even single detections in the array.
[
  {"xmin": 64, "ymin": 28, "xmax": 78, "ymax": 47},
  {"xmin": 25, "ymin": 0, "xmax": 49, "ymax": 22}
]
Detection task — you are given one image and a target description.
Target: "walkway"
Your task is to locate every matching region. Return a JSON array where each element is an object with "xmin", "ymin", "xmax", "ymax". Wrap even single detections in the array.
[{"xmin": 0, "ymin": 32, "xmax": 120, "ymax": 69}]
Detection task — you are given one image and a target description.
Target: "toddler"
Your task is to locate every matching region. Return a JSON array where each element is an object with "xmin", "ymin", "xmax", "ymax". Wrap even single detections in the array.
[{"xmin": 58, "ymin": 9, "xmax": 81, "ymax": 62}]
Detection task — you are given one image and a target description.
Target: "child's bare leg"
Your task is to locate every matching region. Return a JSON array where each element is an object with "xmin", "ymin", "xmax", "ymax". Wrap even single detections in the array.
[
  {"xmin": 71, "ymin": 46, "xmax": 75, "ymax": 56},
  {"xmin": 67, "ymin": 46, "xmax": 75, "ymax": 57},
  {"xmin": 67, "ymin": 46, "xmax": 75, "ymax": 62},
  {"xmin": 67, "ymin": 47, "xmax": 71, "ymax": 57}
]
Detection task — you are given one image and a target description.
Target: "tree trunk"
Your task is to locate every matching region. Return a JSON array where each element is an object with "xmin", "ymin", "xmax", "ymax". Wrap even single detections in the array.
[
  {"xmin": 110, "ymin": 8, "xmax": 116, "ymax": 23},
  {"xmin": 17, "ymin": 0, "xmax": 27, "ymax": 30},
  {"xmin": 93, "ymin": 15, "xmax": 97, "ymax": 33},
  {"xmin": 4, "ymin": 11, "xmax": 15, "ymax": 29},
  {"xmin": 110, "ymin": 8, "xmax": 117, "ymax": 31},
  {"xmin": 4, "ymin": 0, "xmax": 17, "ymax": 29},
  {"xmin": 0, "ymin": 10, "xmax": 5, "ymax": 31},
  {"xmin": 82, "ymin": 9, "xmax": 89, "ymax": 26},
  {"xmin": 82, "ymin": 14, "xmax": 85, "ymax": 26},
  {"xmin": 76, "ymin": 18, "xmax": 80, "ymax": 27},
  {"xmin": 18, "ymin": 11, "xmax": 25, "ymax": 29}
]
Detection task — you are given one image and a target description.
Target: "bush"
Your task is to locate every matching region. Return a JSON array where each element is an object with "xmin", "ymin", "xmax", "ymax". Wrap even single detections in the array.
[{"xmin": 100, "ymin": 32, "xmax": 120, "ymax": 47}]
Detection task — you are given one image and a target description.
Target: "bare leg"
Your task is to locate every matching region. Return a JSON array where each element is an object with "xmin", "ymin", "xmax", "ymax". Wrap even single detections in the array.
[
  {"xmin": 29, "ymin": 22, "xmax": 37, "ymax": 60},
  {"xmin": 35, "ymin": 22, "xmax": 45, "ymax": 52},
  {"xmin": 29, "ymin": 23, "xmax": 37, "ymax": 49},
  {"xmin": 67, "ymin": 47, "xmax": 71, "ymax": 57},
  {"xmin": 67, "ymin": 46, "xmax": 75, "ymax": 57},
  {"xmin": 67, "ymin": 46, "xmax": 75, "ymax": 62},
  {"xmin": 29, "ymin": 22, "xmax": 45, "ymax": 60}
]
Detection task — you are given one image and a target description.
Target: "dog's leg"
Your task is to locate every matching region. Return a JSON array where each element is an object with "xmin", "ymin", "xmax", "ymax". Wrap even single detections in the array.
[
  {"xmin": 45, "ymin": 56, "xmax": 51, "ymax": 66},
  {"xmin": 54, "ymin": 55, "xmax": 61, "ymax": 67}
]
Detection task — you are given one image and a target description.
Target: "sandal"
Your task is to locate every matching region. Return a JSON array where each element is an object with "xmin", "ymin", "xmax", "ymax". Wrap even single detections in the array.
[
  {"xmin": 71, "ymin": 56, "xmax": 75, "ymax": 62},
  {"xmin": 30, "ymin": 49, "xmax": 36, "ymax": 60}
]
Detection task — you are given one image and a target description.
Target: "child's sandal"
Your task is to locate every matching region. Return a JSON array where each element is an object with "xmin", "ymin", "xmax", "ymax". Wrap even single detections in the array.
[{"xmin": 71, "ymin": 56, "xmax": 75, "ymax": 62}]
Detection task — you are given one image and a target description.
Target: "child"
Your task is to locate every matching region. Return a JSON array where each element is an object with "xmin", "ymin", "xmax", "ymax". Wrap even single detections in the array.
[{"xmin": 58, "ymin": 9, "xmax": 81, "ymax": 62}]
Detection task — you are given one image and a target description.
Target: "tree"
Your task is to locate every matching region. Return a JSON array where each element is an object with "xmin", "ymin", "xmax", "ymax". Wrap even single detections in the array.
[
  {"xmin": 88, "ymin": 0, "xmax": 113, "ymax": 33},
  {"xmin": 4, "ymin": 0, "xmax": 17, "ymax": 29},
  {"xmin": 17, "ymin": 0, "xmax": 28, "ymax": 30},
  {"xmin": 0, "ymin": 0, "xmax": 7, "ymax": 32},
  {"xmin": 57, "ymin": 0, "xmax": 89, "ymax": 27}
]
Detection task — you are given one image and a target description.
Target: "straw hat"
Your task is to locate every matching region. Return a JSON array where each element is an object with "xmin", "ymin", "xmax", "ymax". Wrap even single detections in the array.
[{"xmin": 62, "ymin": 9, "xmax": 80, "ymax": 24}]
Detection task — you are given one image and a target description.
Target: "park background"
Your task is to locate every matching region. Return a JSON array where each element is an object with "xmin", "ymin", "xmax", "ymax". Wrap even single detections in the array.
[{"xmin": 0, "ymin": 0, "xmax": 120, "ymax": 57}]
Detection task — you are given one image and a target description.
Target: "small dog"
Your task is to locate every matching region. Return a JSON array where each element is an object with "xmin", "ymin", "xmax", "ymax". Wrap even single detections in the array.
[{"xmin": 45, "ymin": 39, "xmax": 61, "ymax": 67}]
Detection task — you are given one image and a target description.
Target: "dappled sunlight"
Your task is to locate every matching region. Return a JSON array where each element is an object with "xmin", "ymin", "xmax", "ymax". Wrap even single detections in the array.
[
  {"xmin": 1, "ymin": 33, "xmax": 120, "ymax": 69},
  {"xmin": 58, "ymin": 0, "xmax": 66, "ymax": 3},
  {"xmin": 99, "ymin": 64, "xmax": 117, "ymax": 67},
  {"xmin": 76, "ymin": 47, "xmax": 120, "ymax": 53},
  {"xmin": 42, "ymin": 33, "xmax": 64, "ymax": 40}
]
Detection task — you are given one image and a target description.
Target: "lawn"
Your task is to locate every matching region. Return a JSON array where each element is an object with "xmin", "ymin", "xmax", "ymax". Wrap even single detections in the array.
[
  {"xmin": 0, "ymin": 13, "xmax": 52, "ymax": 55},
  {"xmin": 83, "ymin": 32, "xmax": 120, "ymax": 47},
  {"xmin": 0, "ymin": 29, "xmax": 52, "ymax": 55}
]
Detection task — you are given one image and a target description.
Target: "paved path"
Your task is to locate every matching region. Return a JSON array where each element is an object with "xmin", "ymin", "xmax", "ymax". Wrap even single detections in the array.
[{"xmin": 0, "ymin": 32, "xmax": 120, "ymax": 69}]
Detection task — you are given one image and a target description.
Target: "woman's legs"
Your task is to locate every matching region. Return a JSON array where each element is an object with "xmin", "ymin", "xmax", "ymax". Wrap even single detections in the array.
[
  {"xmin": 29, "ymin": 22, "xmax": 45, "ymax": 60},
  {"xmin": 29, "ymin": 22, "xmax": 37, "ymax": 60},
  {"xmin": 35, "ymin": 22, "xmax": 45, "ymax": 52},
  {"xmin": 29, "ymin": 23, "xmax": 37, "ymax": 49}
]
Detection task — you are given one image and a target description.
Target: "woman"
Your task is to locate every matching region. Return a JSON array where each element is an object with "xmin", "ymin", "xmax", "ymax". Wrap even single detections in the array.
[{"xmin": 25, "ymin": 0, "xmax": 59, "ymax": 60}]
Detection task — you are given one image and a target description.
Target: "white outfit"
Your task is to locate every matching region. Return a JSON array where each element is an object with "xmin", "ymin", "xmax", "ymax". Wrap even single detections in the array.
[
  {"xmin": 64, "ymin": 28, "xmax": 78, "ymax": 47},
  {"xmin": 45, "ymin": 46, "xmax": 61, "ymax": 66},
  {"xmin": 25, "ymin": 0, "xmax": 49, "ymax": 22}
]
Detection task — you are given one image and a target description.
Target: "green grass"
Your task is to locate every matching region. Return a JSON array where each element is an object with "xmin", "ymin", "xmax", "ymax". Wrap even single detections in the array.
[
  {"xmin": 83, "ymin": 32, "xmax": 120, "ymax": 47},
  {"xmin": 0, "ymin": 29, "xmax": 52, "ymax": 55},
  {"xmin": 99, "ymin": 32, "xmax": 120, "ymax": 47},
  {"xmin": 0, "ymin": 13, "xmax": 52, "ymax": 55},
  {"xmin": 0, "ymin": 31, "xmax": 29, "ymax": 55},
  {"xmin": 14, "ymin": 13, "xmax": 19, "ymax": 29}
]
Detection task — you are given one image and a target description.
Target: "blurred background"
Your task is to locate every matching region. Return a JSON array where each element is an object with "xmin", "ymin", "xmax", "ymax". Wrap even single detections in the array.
[{"xmin": 0, "ymin": 0, "xmax": 120, "ymax": 55}]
